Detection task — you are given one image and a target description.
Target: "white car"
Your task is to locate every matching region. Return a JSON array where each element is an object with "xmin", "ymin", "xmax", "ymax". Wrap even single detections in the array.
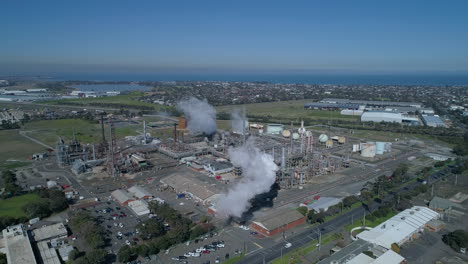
[
  {"xmin": 192, "ymin": 252, "xmax": 200, "ymax": 257},
  {"xmin": 217, "ymin": 243, "xmax": 225, "ymax": 248},
  {"xmin": 125, "ymin": 240, "xmax": 131, "ymax": 245},
  {"xmin": 195, "ymin": 248, "xmax": 203, "ymax": 253},
  {"xmin": 183, "ymin": 253, "xmax": 191, "ymax": 258},
  {"xmin": 240, "ymin": 225, "xmax": 250, "ymax": 231},
  {"xmin": 119, "ymin": 223, "xmax": 124, "ymax": 228},
  {"xmin": 285, "ymin": 242, "xmax": 292, "ymax": 248},
  {"xmin": 117, "ymin": 232, "xmax": 123, "ymax": 236}
]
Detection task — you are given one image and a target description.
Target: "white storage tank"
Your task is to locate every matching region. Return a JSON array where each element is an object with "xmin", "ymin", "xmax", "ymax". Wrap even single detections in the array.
[
  {"xmin": 318, "ymin": 134, "xmax": 328, "ymax": 143},
  {"xmin": 292, "ymin": 133, "xmax": 300, "ymax": 140},
  {"xmin": 282, "ymin": 130, "xmax": 291, "ymax": 138}
]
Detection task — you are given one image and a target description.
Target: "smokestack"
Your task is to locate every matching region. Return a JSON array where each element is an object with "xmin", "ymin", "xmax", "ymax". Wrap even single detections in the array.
[
  {"xmin": 143, "ymin": 120, "xmax": 147, "ymax": 145},
  {"xmin": 281, "ymin": 147, "xmax": 285, "ymax": 171},
  {"xmin": 100, "ymin": 114, "xmax": 106, "ymax": 143}
]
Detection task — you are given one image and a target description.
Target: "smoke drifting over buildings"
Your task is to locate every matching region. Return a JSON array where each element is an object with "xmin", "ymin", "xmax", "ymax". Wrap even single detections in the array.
[
  {"xmin": 177, "ymin": 97, "xmax": 217, "ymax": 135},
  {"xmin": 216, "ymin": 138, "xmax": 278, "ymax": 218},
  {"xmin": 231, "ymin": 108, "xmax": 248, "ymax": 134}
]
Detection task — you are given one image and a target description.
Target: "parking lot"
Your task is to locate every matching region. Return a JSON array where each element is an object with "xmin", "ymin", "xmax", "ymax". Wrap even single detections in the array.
[
  {"xmin": 156, "ymin": 230, "xmax": 247, "ymax": 264},
  {"xmin": 88, "ymin": 200, "xmax": 145, "ymax": 254}
]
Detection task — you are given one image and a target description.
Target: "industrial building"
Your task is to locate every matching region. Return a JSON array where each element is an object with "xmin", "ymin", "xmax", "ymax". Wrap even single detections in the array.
[
  {"xmin": 32, "ymin": 223, "xmax": 68, "ymax": 242},
  {"xmin": 128, "ymin": 185, "xmax": 153, "ymax": 199},
  {"xmin": 361, "ymin": 111, "xmax": 421, "ymax": 125},
  {"xmin": 357, "ymin": 206, "xmax": 439, "ymax": 249},
  {"xmin": 266, "ymin": 124, "xmax": 284, "ymax": 135},
  {"xmin": 321, "ymin": 98, "xmax": 423, "ymax": 108},
  {"xmin": 300, "ymin": 197, "xmax": 342, "ymax": 213},
  {"xmin": 111, "ymin": 189, "xmax": 135, "ymax": 206},
  {"xmin": 201, "ymin": 159, "xmax": 234, "ymax": 175},
  {"xmin": 304, "ymin": 102, "xmax": 361, "ymax": 110},
  {"xmin": 421, "ymin": 115, "xmax": 446, "ymax": 127},
  {"xmin": 250, "ymin": 209, "xmax": 306, "ymax": 237},
  {"xmin": 37, "ymin": 241, "xmax": 61, "ymax": 264},
  {"xmin": 1, "ymin": 224, "xmax": 37, "ymax": 264},
  {"xmin": 160, "ymin": 172, "xmax": 220, "ymax": 204},
  {"xmin": 128, "ymin": 200, "xmax": 151, "ymax": 216}
]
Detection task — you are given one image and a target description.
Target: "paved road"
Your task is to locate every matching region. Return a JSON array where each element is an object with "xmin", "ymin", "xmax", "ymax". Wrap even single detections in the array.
[
  {"xmin": 240, "ymin": 165, "xmax": 452, "ymax": 264},
  {"xmin": 18, "ymin": 130, "xmax": 54, "ymax": 149}
]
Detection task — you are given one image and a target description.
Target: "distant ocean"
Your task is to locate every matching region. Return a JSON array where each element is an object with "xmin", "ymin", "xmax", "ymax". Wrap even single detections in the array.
[{"xmin": 53, "ymin": 73, "xmax": 468, "ymax": 86}]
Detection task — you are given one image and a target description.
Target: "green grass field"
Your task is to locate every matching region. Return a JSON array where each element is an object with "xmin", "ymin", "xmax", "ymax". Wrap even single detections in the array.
[
  {"xmin": 22, "ymin": 119, "xmax": 140, "ymax": 146},
  {"xmin": 43, "ymin": 91, "xmax": 172, "ymax": 111},
  {"xmin": 0, "ymin": 193, "xmax": 39, "ymax": 218},
  {"xmin": 216, "ymin": 99, "xmax": 359, "ymax": 122},
  {"xmin": 0, "ymin": 130, "xmax": 46, "ymax": 166}
]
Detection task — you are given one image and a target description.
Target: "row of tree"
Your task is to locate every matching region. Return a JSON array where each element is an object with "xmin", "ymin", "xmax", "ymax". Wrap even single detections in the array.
[
  {"xmin": 1, "ymin": 170, "xmax": 22, "ymax": 198},
  {"xmin": 22, "ymin": 188, "xmax": 69, "ymax": 219},
  {"xmin": 68, "ymin": 211, "xmax": 109, "ymax": 264}
]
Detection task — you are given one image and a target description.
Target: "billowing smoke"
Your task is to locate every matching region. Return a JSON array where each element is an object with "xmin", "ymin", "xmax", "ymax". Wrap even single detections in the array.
[
  {"xmin": 177, "ymin": 97, "xmax": 217, "ymax": 135},
  {"xmin": 231, "ymin": 108, "xmax": 248, "ymax": 134},
  {"xmin": 216, "ymin": 138, "xmax": 278, "ymax": 218}
]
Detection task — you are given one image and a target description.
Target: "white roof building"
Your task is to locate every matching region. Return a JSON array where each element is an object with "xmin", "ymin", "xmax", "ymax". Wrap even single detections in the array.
[
  {"xmin": 357, "ymin": 206, "xmax": 439, "ymax": 249},
  {"xmin": 128, "ymin": 200, "xmax": 150, "ymax": 216},
  {"xmin": 361, "ymin": 111, "xmax": 420, "ymax": 125},
  {"xmin": 300, "ymin": 197, "xmax": 342, "ymax": 213},
  {"xmin": 37, "ymin": 241, "xmax": 61, "ymax": 264},
  {"xmin": 346, "ymin": 250, "xmax": 405, "ymax": 264},
  {"xmin": 128, "ymin": 185, "xmax": 153, "ymax": 199},
  {"xmin": 32, "ymin": 223, "xmax": 68, "ymax": 242},
  {"xmin": 1, "ymin": 224, "xmax": 37, "ymax": 264}
]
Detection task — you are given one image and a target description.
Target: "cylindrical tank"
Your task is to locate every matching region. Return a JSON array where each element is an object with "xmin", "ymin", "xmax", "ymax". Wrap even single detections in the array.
[
  {"xmin": 318, "ymin": 134, "xmax": 328, "ymax": 143},
  {"xmin": 338, "ymin": 136, "xmax": 346, "ymax": 144},
  {"xmin": 266, "ymin": 124, "xmax": 284, "ymax": 135},
  {"xmin": 361, "ymin": 144, "xmax": 376, "ymax": 158},
  {"xmin": 375, "ymin": 142, "xmax": 386, "ymax": 155},
  {"xmin": 325, "ymin": 140, "xmax": 333, "ymax": 148},
  {"xmin": 292, "ymin": 133, "xmax": 300, "ymax": 140},
  {"xmin": 282, "ymin": 130, "xmax": 291, "ymax": 138},
  {"xmin": 305, "ymin": 131, "xmax": 313, "ymax": 137}
]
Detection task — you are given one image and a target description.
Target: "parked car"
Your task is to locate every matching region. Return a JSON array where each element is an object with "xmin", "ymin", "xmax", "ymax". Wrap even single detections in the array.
[
  {"xmin": 125, "ymin": 240, "xmax": 131, "ymax": 245},
  {"xmin": 285, "ymin": 242, "xmax": 292, "ymax": 248}
]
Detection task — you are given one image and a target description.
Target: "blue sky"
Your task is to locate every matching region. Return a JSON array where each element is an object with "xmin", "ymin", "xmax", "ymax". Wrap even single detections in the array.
[{"xmin": 1, "ymin": 0, "xmax": 468, "ymax": 75}]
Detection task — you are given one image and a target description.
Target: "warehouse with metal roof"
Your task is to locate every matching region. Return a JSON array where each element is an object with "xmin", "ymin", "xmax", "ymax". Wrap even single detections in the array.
[
  {"xmin": 128, "ymin": 185, "xmax": 153, "ymax": 199},
  {"xmin": 421, "ymin": 115, "xmax": 446, "ymax": 127},
  {"xmin": 111, "ymin": 189, "xmax": 135, "ymax": 206},
  {"xmin": 361, "ymin": 111, "xmax": 421, "ymax": 125},
  {"xmin": 251, "ymin": 209, "xmax": 306, "ymax": 237},
  {"xmin": 357, "ymin": 206, "xmax": 439, "ymax": 249}
]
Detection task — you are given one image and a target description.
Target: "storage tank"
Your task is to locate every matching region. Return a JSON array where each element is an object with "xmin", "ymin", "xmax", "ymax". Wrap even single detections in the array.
[
  {"xmin": 375, "ymin": 142, "xmax": 386, "ymax": 155},
  {"xmin": 338, "ymin": 136, "xmax": 346, "ymax": 144},
  {"xmin": 325, "ymin": 140, "xmax": 333, "ymax": 148},
  {"xmin": 361, "ymin": 144, "xmax": 376, "ymax": 158},
  {"xmin": 292, "ymin": 133, "xmax": 300, "ymax": 140},
  {"xmin": 266, "ymin": 124, "xmax": 284, "ymax": 135},
  {"xmin": 282, "ymin": 130, "xmax": 291, "ymax": 138},
  {"xmin": 318, "ymin": 134, "xmax": 328, "ymax": 143}
]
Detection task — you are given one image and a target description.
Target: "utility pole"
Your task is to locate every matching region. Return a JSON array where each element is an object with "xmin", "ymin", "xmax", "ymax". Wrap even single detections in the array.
[
  {"xmin": 431, "ymin": 184, "xmax": 434, "ymax": 197},
  {"xmin": 363, "ymin": 213, "xmax": 366, "ymax": 226},
  {"xmin": 455, "ymin": 174, "xmax": 458, "ymax": 186}
]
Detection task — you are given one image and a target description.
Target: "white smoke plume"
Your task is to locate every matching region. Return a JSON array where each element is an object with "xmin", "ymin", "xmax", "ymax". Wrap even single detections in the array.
[
  {"xmin": 231, "ymin": 108, "xmax": 248, "ymax": 134},
  {"xmin": 177, "ymin": 97, "xmax": 217, "ymax": 135},
  {"xmin": 216, "ymin": 138, "xmax": 278, "ymax": 218}
]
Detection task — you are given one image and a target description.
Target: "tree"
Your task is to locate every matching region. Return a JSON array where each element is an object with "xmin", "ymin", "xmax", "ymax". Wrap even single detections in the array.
[
  {"xmin": 118, "ymin": 245, "xmax": 136, "ymax": 263},
  {"xmin": 86, "ymin": 249, "xmax": 108, "ymax": 264},
  {"xmin": 135, "ymin": 244, "xmax": 150, "ymax": 257},
  {"xmin": 86, "ymin": 232, "xmax": 106, "ymax": 249},
  {"xmin": 68, "ymin": 249, "xmax": 80, "ymax": 261},
  {"xmin": 442, "ymin": 230, "xmax": 468, "ymax": 252},
  {"xmin": 297, "ymin": 206, "xmax": 308, "ymax": 216},
  {"xmin": 0, "ymin": 253, "xmax": 6, "ymax": 264},
  {"xmin": 343, "ymin": 196, "xmax": 359, "ymax": 208},
  {"xmin": 138, "ymin": 219, "xmax": 165, "ymax": 240},
  {"xmin": 22, "ymin": 200, "xmax": 51, "ymax": 218}
]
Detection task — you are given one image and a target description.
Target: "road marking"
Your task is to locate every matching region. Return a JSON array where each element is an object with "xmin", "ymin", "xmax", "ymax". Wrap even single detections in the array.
[{"xmin": 253, "ymin": 242, "xmax": 263, "ymax": 249}]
